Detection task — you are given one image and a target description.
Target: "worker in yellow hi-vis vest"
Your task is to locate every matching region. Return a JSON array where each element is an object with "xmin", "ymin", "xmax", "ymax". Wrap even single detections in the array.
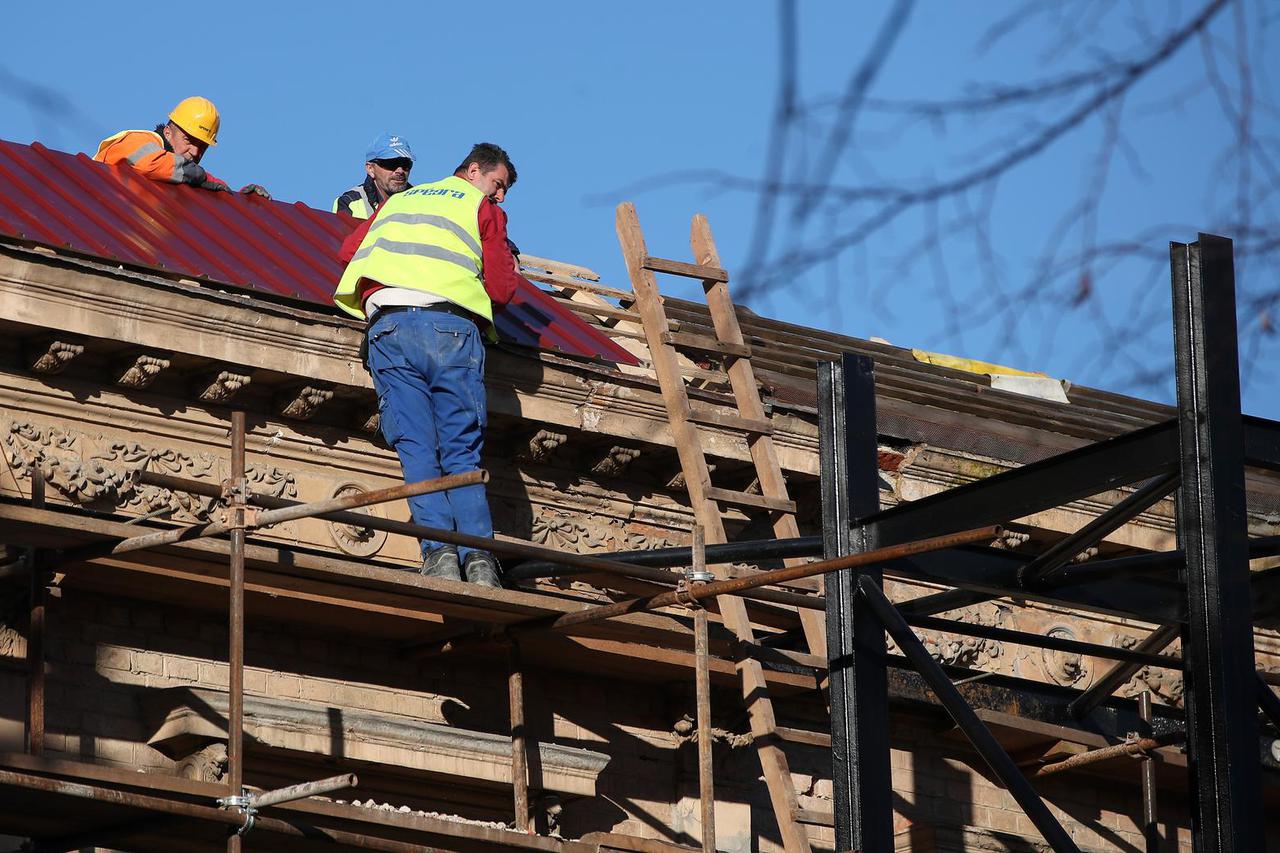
[{"xmin": 335, "ymin": 143, "xmax": 526, "ymax": 587}]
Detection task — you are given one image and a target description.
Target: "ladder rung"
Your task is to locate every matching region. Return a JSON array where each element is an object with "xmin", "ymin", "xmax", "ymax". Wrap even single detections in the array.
[
  {"xmin": 705, "ymin": 485, "xmax": 796, "ymax": 514},
  {"xmin": 642, "ymin": 255, "xmax": 729, "ymax": 282},
  {"xmin": 687, "ymin": 407, "xmax": 774, "ymax": 435},
  {"xmin": 661, "ymin": 331, "xmax": 751, "ymax": 359},
  {"xmin": 793, "ymin": 807, "xmax": 833, "ymax": 827},
  {"xmin": 773, "ymin": 726, "xmax": 832, "ymax": 749}
]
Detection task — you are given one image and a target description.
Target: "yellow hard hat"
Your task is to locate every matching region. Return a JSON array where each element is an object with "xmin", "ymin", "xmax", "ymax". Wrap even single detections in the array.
[{"xmin": 168, "ymin": 96, "xmax": 220, "ymax": 146}]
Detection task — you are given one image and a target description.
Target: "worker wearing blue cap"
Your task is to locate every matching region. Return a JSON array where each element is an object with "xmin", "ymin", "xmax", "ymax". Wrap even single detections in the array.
[{"xmin": 332, "ymin": 132, "xmax": 416, "ymax": 219}]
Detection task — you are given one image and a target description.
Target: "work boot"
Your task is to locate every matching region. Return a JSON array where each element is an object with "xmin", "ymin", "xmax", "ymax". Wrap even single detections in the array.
[
  {"xmin": 421, "ymin": 546, "xmax": 461, "ymax": 581},
  {"xmin": 463, "ymin": 551, "xmax": 502, "ymax": 589}
]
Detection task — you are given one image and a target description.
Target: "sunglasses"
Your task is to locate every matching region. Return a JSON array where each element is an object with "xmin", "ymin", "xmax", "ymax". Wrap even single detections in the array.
[{"xmin": 372, "ymin": 158, "xmax": 413, "ymax": 172}]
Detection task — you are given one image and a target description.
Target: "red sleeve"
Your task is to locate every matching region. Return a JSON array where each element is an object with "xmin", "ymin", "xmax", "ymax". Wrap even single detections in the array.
[
  {"xmin": 477, "ymin": 199, "xmax": 524, "ymax": 307},
  {"xmin": 339, "ymin": 209, "xmax": 378, "ymax": 264}
]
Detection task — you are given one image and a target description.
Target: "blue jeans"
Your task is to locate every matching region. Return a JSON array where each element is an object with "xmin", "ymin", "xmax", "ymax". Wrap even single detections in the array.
[{"xmin": 366, "ymin": 307, "xmax": 494, "ymax": 561}]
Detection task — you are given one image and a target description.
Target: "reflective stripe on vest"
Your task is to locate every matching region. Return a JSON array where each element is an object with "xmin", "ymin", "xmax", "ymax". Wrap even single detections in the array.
[
  {"xmin": 333, "ymin": 175, "xmax": 488, "ymax": 324},
  {"xmin": 333, "ymin": 183, "xmax": 375, "ymax": 219}
]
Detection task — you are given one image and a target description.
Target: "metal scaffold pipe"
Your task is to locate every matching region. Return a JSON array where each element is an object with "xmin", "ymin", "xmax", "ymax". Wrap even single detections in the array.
[
  {"xmin": 412, "ymin": 525, "xmax": 1002, "ymax": 657},
  {"xmin": 132, "ymin": 469, "xmax": 827, "ymax": 613}
]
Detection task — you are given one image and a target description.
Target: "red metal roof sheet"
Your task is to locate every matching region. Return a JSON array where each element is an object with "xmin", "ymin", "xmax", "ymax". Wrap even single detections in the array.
[{"xmin": 0, "ymin": 139, "xmax": 636, "ymax": 364}]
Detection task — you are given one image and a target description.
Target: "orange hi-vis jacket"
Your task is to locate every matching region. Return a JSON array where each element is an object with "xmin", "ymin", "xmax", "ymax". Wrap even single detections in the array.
[{"xmin": 93, "ymin": 129, "xmax": 206, "ymax": 184}]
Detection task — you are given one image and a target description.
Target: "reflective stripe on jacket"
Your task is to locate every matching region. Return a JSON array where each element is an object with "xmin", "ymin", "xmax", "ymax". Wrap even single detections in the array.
[
  {"xmin": 93, "ymin": 129, "xmax": 191, "ymax": 183},
  {"xmin": 332, "ymin": 178, "xmax": 377, "ymax": 219},
  {"xmin": 334, "ymin": 175, "xmax": 490, "ymax": 326}
]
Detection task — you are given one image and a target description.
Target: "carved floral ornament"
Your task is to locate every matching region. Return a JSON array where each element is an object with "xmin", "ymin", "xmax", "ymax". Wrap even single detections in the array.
[
  {"xmin": 529, "ymin": 506, "xmax": 674, "ymax": 555},
  {"xmin": 2, "ymin": 420, "xmax": 296, "ymax": 523}
]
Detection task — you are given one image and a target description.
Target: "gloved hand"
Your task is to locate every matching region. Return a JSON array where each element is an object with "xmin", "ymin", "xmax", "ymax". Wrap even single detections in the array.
[
  {"xmin": 240, "ymin": 183, "xmax": 272, "ymax": 200},
  {"xmin": 201, "ymin": 177, "xmax": 233, "ymax": 193}
]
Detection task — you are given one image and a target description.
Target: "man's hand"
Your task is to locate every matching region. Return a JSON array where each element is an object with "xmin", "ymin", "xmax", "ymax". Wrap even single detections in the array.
[
  {"xmin": 240, "ymin": 184, "xmax": 272, "ymax": 200},
  {"xmin": 201, "ymin": 176, "xmax": 233, "ymax": 193}
]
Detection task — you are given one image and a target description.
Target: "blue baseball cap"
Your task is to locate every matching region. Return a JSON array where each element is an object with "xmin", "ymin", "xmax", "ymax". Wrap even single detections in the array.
[{"xmin": 366, "ymin": 132, "xmax": 415, "ymax": 163}]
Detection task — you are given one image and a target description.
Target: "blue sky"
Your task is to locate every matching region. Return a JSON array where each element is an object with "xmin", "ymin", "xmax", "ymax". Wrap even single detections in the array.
[{"xmin": 4, "ymin": 1, "xmax": 1277, "ymax": 417}]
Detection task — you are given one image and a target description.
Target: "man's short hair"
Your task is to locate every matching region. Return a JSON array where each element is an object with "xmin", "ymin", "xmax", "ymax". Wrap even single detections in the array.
[{"xmin": 455, "ymin": 142, "xmax": 517, "ymax": 186}]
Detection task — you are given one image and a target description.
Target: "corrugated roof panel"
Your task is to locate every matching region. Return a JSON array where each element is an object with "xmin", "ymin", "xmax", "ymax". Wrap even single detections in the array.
[{"xmin": 0, "ymin": 139, "xmax": 636, "ymax": 364}]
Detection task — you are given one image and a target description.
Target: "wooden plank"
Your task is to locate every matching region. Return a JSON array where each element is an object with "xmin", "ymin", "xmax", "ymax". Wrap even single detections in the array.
[
  {"xmin": 560, "ymin": 300, "xmax": 642, "ymax": 324},
  {"xmin": 793, "ymin": 807, "xmax": 833, "ymax": 826},
  {"xmin": 705, "ymin": 485, "xmax": 797, "ymax": 514},
  {"xmin": 616, "ymin": 203, "xmax": 811, "ymax": 853},
  {"xmin": 687, "ymin": 407, "xmax": 774, "ymax": 435},
  {"xmin": 641, "ymin": 255, "xmax": 729, "ymax": 282},
  {"xmin": 661, "ymin": 331, "xmax": 752, "ymax": 360},
  {"xmin": 774, "ymin": 726, "xmax": 833, "ymax": 748},
  {"xmin": 525, "ymin": 271, "xmax": 634, "ymax": 302}
]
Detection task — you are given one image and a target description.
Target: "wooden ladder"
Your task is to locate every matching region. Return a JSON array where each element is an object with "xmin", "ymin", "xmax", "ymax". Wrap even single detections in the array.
[{"xmin": 616, "ymin": 203, "xmax": 823, "ymax": 852}]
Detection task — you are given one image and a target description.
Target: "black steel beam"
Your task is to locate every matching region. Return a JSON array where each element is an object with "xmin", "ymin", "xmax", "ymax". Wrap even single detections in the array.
[
  {"xmin": 821, "ymin": 355, "xmax": 892, "ymax": 851},
  {"xmin": 858, "ymin": 576, "xmax": 1080, "ymax": 852},
  {"xmin": 1258, "ymin": 674, "xmax": 1280, "ymax": 733},
  {"xmin": 1243, "ymin": 416, "xmax": 1280, "ymax": 474},
  {"xmin": 1171, "ymin": 234, "xmax": 1262, "ymax": 850},
  {"xmin": 1067, "ymin": 623, "xmax": 1180, "ymax": 719},
  {"xmin": 856, "ymin": 419, "xmax": 1179, "ymax": 549},
  {"xmin": 882, "ymin": 545, "xmax": 1187, "ymax": 624}
]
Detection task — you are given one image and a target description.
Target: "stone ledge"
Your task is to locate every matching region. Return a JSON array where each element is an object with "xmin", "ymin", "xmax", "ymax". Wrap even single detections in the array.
[{"xmin": 142, "ymin": 686, "xmax": 610, "ymax": 796}]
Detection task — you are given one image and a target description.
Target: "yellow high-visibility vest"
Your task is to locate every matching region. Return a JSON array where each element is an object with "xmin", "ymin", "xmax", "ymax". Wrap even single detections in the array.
[{"xmin": 334, "ymin": 176, "xmax": 489, "ymax": 324}]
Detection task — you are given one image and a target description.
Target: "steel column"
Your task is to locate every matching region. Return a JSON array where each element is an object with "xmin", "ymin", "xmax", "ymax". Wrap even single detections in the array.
[
  {"xmin": 820, "ymin": 354, "xmax": 892, "ymax": 852},
  {"xmin": 1171, "ymin": 234, "xmax": 1262, "ymax": 851}
]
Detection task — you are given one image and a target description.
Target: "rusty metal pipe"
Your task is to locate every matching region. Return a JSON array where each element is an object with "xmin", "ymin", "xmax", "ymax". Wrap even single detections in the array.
[
  {"xmin": 507, "ymin": 644, "xmax": 532, "ymax": 834},
  {"xmin": 134, "ymin": 470, "xmax": 826, "ymax": 613},
  {"xmin": 416, "ymin": 526, "xmax": 1001, "ymax": 656},
  {"xmin": 0, "ymin": 768, "xmax": 433, "ymax": 851},
  {"xmin": 250, "ymin": 772, "xmax": 357, "ymax": 809},
  {"xmin": 694, "ymin": 605, "xmax": 715, "ymax": 853},
  {"xmin": 1139, "ymin": 692, "xmax": 1159, "ymax": 852},
  {"xmin": 1029, "ymin": 730, "xmax": 1185, "ymax": 778},
  {"xmin": 26, "ymin": 469, "xmax": 46, "ymax": 756},
  {"xmin": 227, "ymin": 411, "xmax": 246, "ymax": 853},
  {"xmin": 65, "ymin": 470, "xmax": 487, "ymax": 561}
]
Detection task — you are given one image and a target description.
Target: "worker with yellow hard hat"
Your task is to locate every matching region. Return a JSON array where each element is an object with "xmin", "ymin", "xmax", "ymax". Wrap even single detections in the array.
[{"xmin": 93, "ymin": 97, "xmax": 270, "ymax": 198}]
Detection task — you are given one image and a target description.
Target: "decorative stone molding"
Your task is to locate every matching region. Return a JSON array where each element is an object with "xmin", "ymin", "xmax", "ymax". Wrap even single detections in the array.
[
  {"xmin": 521, "ymin": 429, "xmax": 567, "ymax": 463},
  {"xmin": 115, "ymin": 353, "xmax": 172, "ymax": 389},
  {"xmin": 176, "ymin": 742, "xmax": 227, "ymax": 783},
  {"xmin": 529, "ymin": 507, "xmax": 670, "ymax": 554},
  {"xmin": 891, "ymin": 603, "xmax": 1008, "ymax": 669},
  {"xmin": 145, "ymin": 687, "xmax": 611, "ymax": 796},
  {"xmin": 991, "ymin": 530, "xmax": 1030, "ymax": 550},
  {"xmin": 277, "ymin": 385, "xmax": 334, "ymax": 421},
  {"xmin": 195, "ymin": 370, "xmax": 252, "ymax": 403},
  {"xmin": 592, "ymin": 446, "xmax": 640, "ymax": 478},
  {"xmin": 26, "ymin": 339, "xmax": 84, "ymax": 374},
  {"xmin": 2, "ymin": 420, "xmax": 295, "ymax": 524},
  {"xmin": 326, "ymin": 482, "xmax": 388, "ymax": 557},
  {"xmin": 1117, "ymin": 633, "xmax": 1185, "ymax": 707},
  {"xmin": 1040, "ymin": 625, "xmax": 1088, "ymax": 686}
]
